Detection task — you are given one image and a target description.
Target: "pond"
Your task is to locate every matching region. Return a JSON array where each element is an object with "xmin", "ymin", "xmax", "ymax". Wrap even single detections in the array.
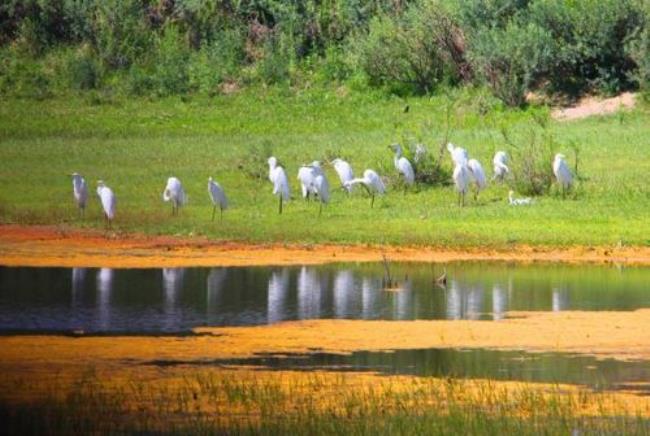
[
  {"xmin": 1, "ymin": 261, "xmax": 649, "ymax": 392},
  {"xmin": 1, "ymin": 262, "xmax": 648, "ymax": 333}
]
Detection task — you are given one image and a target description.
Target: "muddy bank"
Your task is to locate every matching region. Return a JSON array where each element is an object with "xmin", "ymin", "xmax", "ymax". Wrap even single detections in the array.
[
  {"xmin": 1, "ymin": 310, "xmax": 649, "ymax": 366},
  {"xmin": 1, "ymin": 224, "xmax": 649, "ymax": 267}
]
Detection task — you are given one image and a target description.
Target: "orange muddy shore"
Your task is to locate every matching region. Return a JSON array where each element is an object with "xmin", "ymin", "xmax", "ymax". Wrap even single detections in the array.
[{"xmin": 1, "ymin": 224, "xmax": 650, "ymax": 267}]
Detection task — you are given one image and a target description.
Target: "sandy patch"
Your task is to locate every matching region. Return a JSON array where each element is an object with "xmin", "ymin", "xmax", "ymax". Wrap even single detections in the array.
[
  {"xmin": 552, "ymin": 92, "xmax": 636, "ymax": 121},
  {"xmin": 1, "ymin": 224, "xmax": 650, "ymax": 267}
]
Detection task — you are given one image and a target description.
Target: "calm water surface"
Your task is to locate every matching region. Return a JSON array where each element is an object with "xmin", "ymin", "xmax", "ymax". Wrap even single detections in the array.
[
  {"xmin": 1, "ymin": 262, "xmax": 648, "ymax": 333},
  {"xmin": 1, "ymin": 262, "xmax": 649, "ymax": 391}
]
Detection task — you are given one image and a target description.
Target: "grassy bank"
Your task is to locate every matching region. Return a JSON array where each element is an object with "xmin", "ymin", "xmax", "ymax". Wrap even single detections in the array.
[
  {"xmin": 1, "ymin": 367, "xmax": 648, "ymax": 434},
  {"xmin": 1, "ymin": 88, "xmax": 649, "ymax": 247}
]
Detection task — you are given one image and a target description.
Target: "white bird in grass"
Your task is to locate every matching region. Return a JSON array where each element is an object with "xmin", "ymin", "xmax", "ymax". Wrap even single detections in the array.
[
  {"xmin": 553, "ymin": 153, "xmax": 573, "ymax": 197},
  {"xmin": 208, "ymin": 177, "xmax": 227, "ymax": 221},
  {"xmin": 297, "ymin": 164, "xmax": 317, "ymax": 200},
  {"xmin": 467, "ymin": 158, "xmax": 487, "ymax": 199},
  {"xmin": 312, "ymin": 170, "xmax": 330, "ymax": 217},
  {"xmin": 389, "ymin": 144, "xmax": 415, "ymax": 186},
  {"xmin": 268, "ymin": 156, "xmax": 290, "ymax": 214},
  {"xmin": 414, "ymin": 144, "xmax": 427, "ymax": 164},
  {"xmin": 344, "ymin": 169, "xmax": 386, "ymax": 208},
  {"xmin": 70, "ymin": 172, "xmax": 88, "ymax": 217},
  {"xmin": 447, "ymin": 142, "xmax": 468, "ymax": 166},
  {"xmin": 492, "ymin": 151, "xmax": 509, "ymax": 181},
  {"xmin": 508, "ymin": 190, "xmax": 533, "ymax": 206},
  {"xmin": 453, "ymin": 163, "xmax": 470, "ymax": 207},
  {"xmin": 331, "ymin": 158, "xmax": 354, "ymax": 193},
  {"xmin": 162, "ymin": 177, "xmax": 186, "ymax": 215},
  {"xmin": 96, "ymin": 180, "xmax": 116, "ymax": 227}
]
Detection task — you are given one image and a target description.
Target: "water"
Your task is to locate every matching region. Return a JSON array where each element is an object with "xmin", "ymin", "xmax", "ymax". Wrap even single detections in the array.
[
  {"xmin": 1, "ymin": 262, "xmax": 649, "ymax": 392},
  {"xmin": 0, "ymin": 262, "xmax": 649, "ymax": 334}
]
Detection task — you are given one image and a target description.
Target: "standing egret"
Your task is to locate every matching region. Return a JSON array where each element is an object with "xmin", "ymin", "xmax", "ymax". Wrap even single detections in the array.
[
  {"xmin": 70, "ymin": 172, "xmax": 88, "ymax": 217},
  {"xmin": 508, "ymin": 190, "xmax": 533, "ymax": 205},
  {"xmin": 308, "ymin": 161, "xmax": 329, "ymax": 216},
  {"xmin": 344, "ymin": 169, "xmax": 386, "ymax": 208},
  {"xmin": 389, "ymin": 144, "xmax": 415, "ymax": 186},
  {"xmin": 208, "ymin": 177, "xmax": 228, "ymax": 221},
  {"xmin": 492, "ymin": 151, "xmax": 509, "ymax": 181},
  {"xmin": 297, "ymin": 164, "xmax": 317, "ymax": 200},
  {"xmin": 268, "ymin": 156, "xmax": 290, "ymax": 214},
  {"xmin": 553, "ymin": 153, "xmax": 573, "ymax": 197},
  {"xmin": 452, "ymin": 164, "xmax": 470, "ymax": 207},
  {"xmin": 162, "ymin": 177, "xmax": 186, "ymax": 215},
  {"xmin": 96, "ymin": 181, "xmax": 116, "ymax": 227},
  {"xmin": 331, "ymin": 158, "xmax": 354, "ymax": 193},
  {"xmin": 467, "ymin": 158, "xmax": 487, "ymax": 199},
  {"xmin": 447, "ymin": 142, "xmax": 468, "ymax": 166}
]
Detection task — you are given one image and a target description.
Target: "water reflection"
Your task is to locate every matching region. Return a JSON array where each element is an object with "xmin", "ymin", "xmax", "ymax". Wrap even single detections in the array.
[
  {"xmin": 0, "ymin": 262, "xmax": 649, "ymax": 333},
  {"xmin": 267, "ymin": 268, "xmax": 289, "ymax": 323}
]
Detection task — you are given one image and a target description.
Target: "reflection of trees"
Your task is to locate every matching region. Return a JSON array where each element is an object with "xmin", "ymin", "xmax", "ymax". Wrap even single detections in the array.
[
  {"xmin": 362, "ymin": 277, "xmax": 381, "ymax": 319},
  {"xmin": 267, "ymin": 268, "xmax": 289, "ymax": 323},
  {"xmin": 71, "ymin": 267, "xmax": 86, "ymax": 305},
  {"xmin": 446, "ymin": 280, "xmax": 484, "ymax": 320},
  {"xmin": 552, "ymin": 287, "xmax": 569, "ymax": 312}
]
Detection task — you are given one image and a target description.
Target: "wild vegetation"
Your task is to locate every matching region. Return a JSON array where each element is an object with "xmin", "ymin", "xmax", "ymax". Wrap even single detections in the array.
[
  {"xmin": 1, "ymin": 0, "xmax": 649, "ymax": 104},
  {"xmin": 1, "ymin": 368, "xmax": 648, "ymax": 434}
]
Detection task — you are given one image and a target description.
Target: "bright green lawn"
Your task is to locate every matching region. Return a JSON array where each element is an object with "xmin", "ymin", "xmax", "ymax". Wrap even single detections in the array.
[{"xmin": 0, "ymin": 88, "xmax": 649, "ymax": 247}]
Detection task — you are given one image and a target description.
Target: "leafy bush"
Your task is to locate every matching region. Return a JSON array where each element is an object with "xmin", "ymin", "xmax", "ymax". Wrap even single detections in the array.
[
  {"xmin": 528, "ymin": 0, "xmax": 643, "ymax": 95},
  {"xmin": 626, "ymin": 5, "xmax": 650, "ymax": 98},
  {"xmin": 468, "ymin": 21, "xmax": 552, "ymax": 106},
  {"xmin": 351, "ymin": 1, "xmax": 464, "ymax": 94}
]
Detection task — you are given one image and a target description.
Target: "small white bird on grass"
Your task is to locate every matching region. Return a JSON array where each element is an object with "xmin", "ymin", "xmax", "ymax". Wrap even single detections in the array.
[
  {"xmin": 268, "ymin": 156, "xmax": 290, "ymax": 214},
  {"xmin": 70, "ymin": 172, "xmax": 88, "ymax": 217},
  {"xmin": 389, "ymin": 143, "xmax": 415, "ymax": 186},
  {"xmin": 467, "ymin": 158, "xmax": 487, "ymax": 199},
  {"xmin": 508, "ymin": 190, "xmax": 533, "ymax": 206},
  {"xmin": 553, "ymin": 153, "xmax": 573, "ymax": 197},
  {"xmin": 96, "ymin": 180, "xmax": 116, "ymax": 228},
  {"xmin": 208, "ymin": 177, "xmax": 227, "ymax": 221},
  {"xmin": 344, "ymin": 169, "xmax": 386, "ymax": 208},
  {"xmin": 447, "ymin": 142, "xmax": 468, "ymax": 166},
  {"xmin": 162, "ymin": 177, "xmax": 186, "ymax": 215},
  {"xmin": 331, "ymin": 158, "xmax": 354, "ymax": 193},
  {"xmin": 492, "ymin": 151, "xmax": 509, "ymax": 181},
  {"xmin": 453, "ymin": 164, "xmax": 470, "ymax": 207}
]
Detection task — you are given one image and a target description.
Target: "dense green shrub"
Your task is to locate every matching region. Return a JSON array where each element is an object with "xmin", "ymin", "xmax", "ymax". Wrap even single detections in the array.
[{"xmin": 468, "ymin": 21, "xmax": 552, "ymax": 107}]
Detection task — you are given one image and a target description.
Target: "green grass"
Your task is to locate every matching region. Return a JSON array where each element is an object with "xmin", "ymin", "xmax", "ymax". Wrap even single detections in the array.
[{"xmin": 1, "ymin": 87, "xmax": 649, "ymax": 247}]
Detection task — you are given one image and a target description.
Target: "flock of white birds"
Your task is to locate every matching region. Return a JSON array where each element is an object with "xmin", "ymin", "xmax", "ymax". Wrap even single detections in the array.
[{"xmin": 69, "ymin": 143, "xmax": 574, "ymax": 226}]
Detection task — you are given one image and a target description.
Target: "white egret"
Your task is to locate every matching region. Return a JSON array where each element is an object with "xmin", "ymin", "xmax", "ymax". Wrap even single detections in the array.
[
  {"xmin": 311, "ymin": 164, "xmax": 330, "ymax": 216},
  {"xmin": 297, "ymin": 164, "xmax": 317, "ymax": 200},
  {"xmin": 508, "ymin": 190, "xmax": 533, "ymax": 206},
  {"xmin": 162, "ymin": 177, "xmax": 186, "ymax": 215},
  {"xmin": 344, "ymin": 169, "xmax": 385, "ymax": 208},
  {"xmin": 96, "ymin": 181, "xmax": 116, "ymax": 227},
  {"xmin": 452, "ymin": 163, "xmax": 470, "ymax": 207},
  {"xmin": 467, "ymin": 158, "xmax": 487, "ymax": 199},
  {"xmin": 268, "ymin": 156, "xmax": 290, "ymax": 214},
  {"xmin": 414, "ymin": 144, "xmax": 427, "ymax": 164},
  {"xmin": 331, "ymin": 158, "xmax": 354, "ymax": 193},
  {"xmin": 447, "ymin": 142, "xmax": 468, "ymax": 166},
  {"xmin": 70, "ymin": 172, "xmax": 88, "ymax": 217},
  {"xmin": 492, "ymin": 151, "xmax": 509, "ymax": 181},
  {"xmin": 208, "ymin": 177, "xmax": 228, "ymax": 221},
  {"xmin": 389, "ymin": 144, "xmax": 415, "ymax": 186},
  {"xmin": 553, "ymin": 153, "xmax": 573, "ymax": 197}
]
